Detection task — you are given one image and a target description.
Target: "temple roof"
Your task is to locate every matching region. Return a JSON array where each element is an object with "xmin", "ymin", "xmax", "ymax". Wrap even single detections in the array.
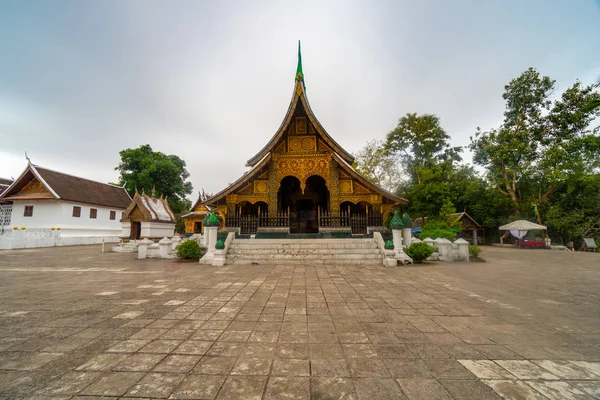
[
  {"xmin": 0, "ymin": 162, "xmax": 131, "ymax": 209},
  {"xmin": 121, "ymin": 191, "xmax": 176, "ymax": 223},
  {"xmin": 246, "ymin": 42, "xmax": 355, "ymax": 167},
  {"xmin": 0, "ymin": 177, "xmax": 13, "ymax": 196}
]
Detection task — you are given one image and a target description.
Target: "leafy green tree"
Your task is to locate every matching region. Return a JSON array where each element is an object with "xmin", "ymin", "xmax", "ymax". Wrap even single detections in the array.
[
  {"xmin": 115, "ymin": 144, "xmax": 193, "ymax": 214},
  {"xmin": 470, "ymin": 68, "xmax": 600, "ymax": 216},
  {"xmin": 386, "ymin": 113, "xmax": 461, "ymax": 184},
  {"xmin": 353, "ymin": 139, "xmax": 403, "ymax": 192}
]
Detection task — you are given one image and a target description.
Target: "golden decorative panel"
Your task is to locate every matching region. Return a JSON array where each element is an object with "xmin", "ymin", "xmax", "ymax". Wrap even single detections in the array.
[
  {"xmin": 287, "ymin": 136, "xmax": 316, "ymax": 153},
  {"xmin": 339, "ymin": 180, "xmax": 353, "ymax": 193},
  {"xmin": 276, "ymin": 155, "xmax": 330, "ymax": 192},
  {"xmin": 274, "ymin": 141, "xmax": 286, "ymax": 154},
  {"xmin": 354, "ymin": 182, "xmax": 370, "ymax": 193},
  {"xmin": 238, "ymin": 183, "xmax": 252, "ymax": 194},
  {"xmin": 338, "ymin": 194, "xmax": 374, "ymax": 205},
  {"xmin": 338, "ymin": 169, "xmax": 351, "ymax": 179},
  {"xmin": 21, "ymin": 178, "xmax": 47, "ymax": 193},
  {"xmin": 254, "ymin": 180, "xmax": 269, "ymax": 193},
  {"xmin": 309, "ymin": 123, "xmax": 316, "ymax": 134},
  {"xmin": 295, "ymin": 117, "xmax": 307, "ymax": 134},
  {"xmin": 236, "ymin": 195, "xmax": 268, "ymax": 205}
]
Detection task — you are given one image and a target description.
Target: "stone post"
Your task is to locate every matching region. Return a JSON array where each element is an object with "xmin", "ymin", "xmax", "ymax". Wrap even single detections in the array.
[
  {"xmin": 434, "ymin": 238, "xmax": 452, "ymax": 261},
  {"xmin": 213, "ymin": 249, "xmax": 226, "ymax": 266},
  {"xmin": 137, "ymin": 238, "xmax": 152, "ymax": 259},
  {"xmin": 206, "ymin": 226, "xmax": 218, "ymax": 257},
  {"xmin": 392, "ymin": 229, "xmax": 403, "ymax": 251},
  {"xmin": 171, "ymin": 236, "xmax": 182, "ymax": 252},
  {"xmin": 159, "ymin": 237, "xmax": 172, "ymax": 258},
  {"xmin": 455, "ymin": 238, "xmax": 469, "ymax": 262},
  {"xmin": 403, "ymin": 228, "xmax": 412, "ymax": 248},
  {"xmin": 472, "ymin": 229, "xmax": 478, "ymax": 245},
  {"xmin": 202, "ymin": 230, "xmax": 208, "ymax": 246}
]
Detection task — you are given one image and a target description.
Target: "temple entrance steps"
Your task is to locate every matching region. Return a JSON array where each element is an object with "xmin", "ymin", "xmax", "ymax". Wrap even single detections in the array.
[{"xmin": 226, "ymin": 238, "xmax": 383, "ymax": 265}]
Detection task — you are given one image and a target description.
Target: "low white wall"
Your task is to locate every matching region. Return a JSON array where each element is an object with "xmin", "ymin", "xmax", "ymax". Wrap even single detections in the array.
[
  {"xmin": 0, "ymin": 229, "xmax": 119, "ymax": 250},
  {"xmin": 8, "ymin": 200, "xmax": 124, "ymax": 237},
  {"xmin": 140, "ymin": 222, "xmax": 175, "ymax": 238}
]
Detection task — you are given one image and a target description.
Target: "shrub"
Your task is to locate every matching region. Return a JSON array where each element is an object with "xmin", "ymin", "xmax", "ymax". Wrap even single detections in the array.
[
  {"xmin": 420, "ymin": 220, "xmax": 455, "ymax": 241},
  {"xmin": 215, "ymin": 239, "xmax": 225, "ymax": 249},
  {"xmin": 405, "ymin": 242, "xmax": 435, "ymax": 264},
  {"xmin": 384, "ymin": 240, "xmax": 394, "ymax": 250},
  {"xmin": 176, "ymin": 240, "xmax": 204, "ymax": 260},
  {"xmin": 469, "ymin": 245, "xmax": 482, "ymax": 258}
]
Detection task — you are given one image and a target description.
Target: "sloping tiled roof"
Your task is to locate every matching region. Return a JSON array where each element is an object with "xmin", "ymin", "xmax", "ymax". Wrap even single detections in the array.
[
  {"xmin": 0, "ymin": 177, "xmax": 13, "ymax": 196},
  {"xmin": 1, "ymin": 163, "xmax": 131, "ymax": 209},
  {"xmin": 121, "ymin": 192, "xmax": 176, "ymax": 223}
]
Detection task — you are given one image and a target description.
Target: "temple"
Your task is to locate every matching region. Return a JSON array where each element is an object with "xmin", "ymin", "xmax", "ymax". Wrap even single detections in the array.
[{"xmin": 185, "ymin": 42, "xmax": 407, "ymax": 235}]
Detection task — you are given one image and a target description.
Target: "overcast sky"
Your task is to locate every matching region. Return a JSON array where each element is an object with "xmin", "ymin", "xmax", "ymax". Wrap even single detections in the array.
[{"xmin": 1, "ymin": 0, "xmax": 599, "ymax": 201}]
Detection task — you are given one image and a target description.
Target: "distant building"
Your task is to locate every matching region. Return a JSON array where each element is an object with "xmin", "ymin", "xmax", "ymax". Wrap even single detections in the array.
[
  {"xmin": 0, "ymin": 161, "xmax": 131, "ymax": 247},
  {"xmin": 120, "ymin": 190, "xmax": 176, "ymax": 239}
]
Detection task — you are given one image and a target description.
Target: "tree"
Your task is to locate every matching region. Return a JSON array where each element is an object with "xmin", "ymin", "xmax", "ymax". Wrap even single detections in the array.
[
  {"xmin": 353, "ymin": 139, "xmax": 403, "ymax": 192},
  {"xmin": 385, "ymin": 113, "xmax": 461, "ymax": 185},
  {"xmin": 115, "ymin": 144, "xmax": 193, "ymax": 214},
  {"xmin": 470, "ymin": 68, "xmax": 600, "ymax": 216}
]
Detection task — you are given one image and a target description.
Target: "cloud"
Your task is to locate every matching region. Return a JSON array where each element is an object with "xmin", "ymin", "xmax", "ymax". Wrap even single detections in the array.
[{"xmin": 1, "ymin": 0, "xmax": 599, "ymax": 200}]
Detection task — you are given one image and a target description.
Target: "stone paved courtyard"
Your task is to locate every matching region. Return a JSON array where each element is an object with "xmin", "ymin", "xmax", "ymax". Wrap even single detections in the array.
[{"xmin": 0, "ymin": 245, "xmax": 599, "ymax": 399}]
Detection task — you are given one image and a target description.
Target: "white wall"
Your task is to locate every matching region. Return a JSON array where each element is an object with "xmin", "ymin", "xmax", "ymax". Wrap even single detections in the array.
[{"xmin": 9, "ymin": 200, "xmax": 125, "ymax": 237}]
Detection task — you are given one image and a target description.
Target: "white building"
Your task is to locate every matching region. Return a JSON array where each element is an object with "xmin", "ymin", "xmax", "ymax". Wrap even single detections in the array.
[{"xmin": 0, "ymin": 162, "xmax": 131, "ymax": 249}]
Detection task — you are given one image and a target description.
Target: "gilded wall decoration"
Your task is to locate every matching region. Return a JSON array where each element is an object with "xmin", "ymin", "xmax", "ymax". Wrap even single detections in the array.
[
  {"xmin": 268, "ymin": 163, "xmax": 279, "ymax": 213},
  {"xmin": 276, "ymin": 155, "xmax": 330, "ymax": 192},
  {"xmin": 236, "ymin": 195, "xmax": 269, "ymax": 205},
  {"xmin": 21, "ymin": 178, "xmax": 47, "ymax": 193},
  {"xmin": 329, "ymin": 159, "xmax": 340, "ymax": 213},
  {"xmin": 353, "ymin": 182, "xmax": 370, "ymax": 193},
  {"xmin": 339, "ymin": 180, "xmax": 353, "ymax": 193},
  {"xmin": 253, "ymin": 180, "xmax": 269, "ymax": 194},
  {"xmin": 288, "ymin": 136, "xmax": 316, "ymax": 153},
  {"xmin": 309, "ymin": 122, "xmax": 316, "ymax": 134},
  {"xmin": 295, "ymin": 117, "xmax": 307, "ymax": 134}
]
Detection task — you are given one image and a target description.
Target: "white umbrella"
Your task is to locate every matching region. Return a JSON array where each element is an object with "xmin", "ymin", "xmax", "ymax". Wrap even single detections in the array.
[{"xmin": 499, "ymin": 220, "xmax": 547, "ymax": 230}]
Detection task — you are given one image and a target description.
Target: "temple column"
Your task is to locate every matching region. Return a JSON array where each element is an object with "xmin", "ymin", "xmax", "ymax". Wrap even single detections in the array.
[
  {"xmin": 268, "ymin": 163, "xmax": 279, "ymax": 215},
  {"xmin": 329, "ymin": 160, "xmax": 340, "ymax": 214}
]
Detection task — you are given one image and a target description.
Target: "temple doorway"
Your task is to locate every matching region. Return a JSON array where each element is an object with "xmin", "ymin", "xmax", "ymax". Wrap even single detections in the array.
[{"xmin": 278, "ymin": 175, "xmax": 329, "ymax": 233}]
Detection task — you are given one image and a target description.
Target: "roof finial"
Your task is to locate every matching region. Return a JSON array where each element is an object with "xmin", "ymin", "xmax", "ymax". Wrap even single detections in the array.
[
  {"xmin": 151, "ymin": 185, "xmax": 156, "ymax": 198},
  {"xmin": 295, "ymin": 40, "xmax": 303, "ymax": 81},
  {"xmin": 25, "ymin": 151, "xmax": 31, "ymax": 164}
]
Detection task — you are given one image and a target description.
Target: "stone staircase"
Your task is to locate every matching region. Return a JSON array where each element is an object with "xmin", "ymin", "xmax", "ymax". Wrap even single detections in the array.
[{"xmin": 226, "ymin": 238, "xmax": 383, "ymax": 265}]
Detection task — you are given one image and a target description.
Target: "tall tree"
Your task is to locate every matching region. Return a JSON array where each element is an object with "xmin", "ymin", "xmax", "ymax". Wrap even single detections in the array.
[
  {"xmin": 115, "ymin": 144, "xmax": 193, "ymax": 214},
  {"xmin": 470, "ymin": 68, "xmax": 600, "ymax": 216},
  {"xmin": 353, "ymin": 139, "xmax": 403, "ymax": 192},
  {"xmin": 385, "ymin": 113, "xmax": 461, "ymax": 184}
]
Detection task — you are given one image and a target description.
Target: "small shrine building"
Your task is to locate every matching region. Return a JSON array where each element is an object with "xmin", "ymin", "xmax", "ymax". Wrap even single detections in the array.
[
  {"xmin": 184, "ymin": 44, "xmax": 407, "ymax": 235},
  {"xmin": 120, "ymin": 190, "xmax": 176, "ymax": 239}
]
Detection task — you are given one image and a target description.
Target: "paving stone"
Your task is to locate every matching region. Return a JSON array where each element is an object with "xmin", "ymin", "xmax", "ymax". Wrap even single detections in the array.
[
  {"xmin": 107, "ymin": 339, "xmax": 150, "ymax": 353},
  {"xmin": 495, "ymin": 359, "xmax": 560, "ymax": 380},
  {"xmin": 0, "ymin": 352, "xmax": 63, "ymax": 370},
  {"xmin": 216, "ymin": 375, "xmax": 267, "ymax": 400},
  {"xmin": 37, "ymin": 371, "xmax": 101, "ymax": 396},
  {"xmin": 75, "ymin": 353, "xmax": 129, "ymax": 371},
  {"xmin": 311, "ymin": 377, "xmax": 358, "ymax": 400},
  {"xmin": 272, "ymin": 358, "xmax": 310, "ymax": 376},
  {"xmin": 207, "ymin": 342, "xmax": 243, "ymax": 357},
  {"xmin": 276, "ymin": 343, "xmax": 310, "ymax": 359},
  {"xmin": 458, "ymin": 359, "xmax": 516, "ymax": 379},
  {"xmin": 265, "ymin": 377, "xmax": 310, "ymax": 400},
  {"xmin": 139, "ymin": 339, "xmax": 182, "ymax": 353},
  {"xmin": 353, "ymin": 378, "xmax": 406, "ymax": 400},
  {"xmin": 472, "ymin": 345, "xmax": 523, "ymax": 359},
  {"xmin": 194, "ymin": 356, "xmax": 237, "ymax": 375},
  {"xmin": 126, "ymin": 372, "xmax": 184, "ymax": 398},
  {"xmin": 342, "ymin": 344, "xmax": 378, "ymax": 358},
  {"xmin": 80, "ymin": 371, "xmax": 144, "ymax": 396},
  {"xmin": 311, "ymin": 359, "xmax": 351, "ymax": 377},
  {"xmin": 171, "ymin": 374, "xmax": 227, "ymax": 399},
  {"xmin": 347, "ymin": 358, "xmax": 391, "ymax": 378},
  {"xmin": 570, "ymin": 361, "xmax": 600, "ymax": 377},
  {"xmin": 174, "ymin": 340, "xmax": 214, "ymax": 355},
  {"xmin": 231, "ymin": 357, "xmax": 272, "ymax": 375},
  {"xmin": 397, "ymin": 378, "xmax": 453, "ymax": 400},
  {"xmin": 383, "ymin": 359, "xmax": 432, "ymax": 378},
  {"xmin": 153, "ymin": 354, "xmax": 201, "ymax": 373},
  {"xmin": 310, "ymin": 343, "xmax": 345, "ymax": 359},
  {"xmin": 533, "ymin": 360, "xmax": 600, "ymax": 379},
  {"xmin": 526, "ymin": 381, "xmax": 589, "ymax": 400},
  {"xmin": 439, "ymin": 379, "xmax": 502, "ymax": 400},
  {"xmin": 338, "ymin": 332, "xmax": 370, "ymax": 344},
  {"xmin": 248, "ymin": 331, "xmax": 279, "ymax": 343},
  {"xmin": 571, "ymin": 381, "xmax": 600, "ymax": 397},
  {"xmin": 422, "ymin": 359, "xmax": 476, "ymax": 379},
  {"xmin": 114, "ymin": 353, "xmax": 165, "ymax": 371}
]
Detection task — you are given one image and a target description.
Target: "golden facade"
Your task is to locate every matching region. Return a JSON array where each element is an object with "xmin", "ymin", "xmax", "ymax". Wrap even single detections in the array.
[{"xmin": 185, "ymin": 47, "xmax": 407, "ymax": 234}]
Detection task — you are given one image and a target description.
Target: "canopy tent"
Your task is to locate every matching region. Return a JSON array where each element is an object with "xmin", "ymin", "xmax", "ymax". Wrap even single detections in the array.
[
  {"xmin": 499, "ymin": 220, "xmax": 548, "ymax": 247},
  {"xmin": 499, "ymin": 220, "xmax": 546, "ymax": 231}
]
